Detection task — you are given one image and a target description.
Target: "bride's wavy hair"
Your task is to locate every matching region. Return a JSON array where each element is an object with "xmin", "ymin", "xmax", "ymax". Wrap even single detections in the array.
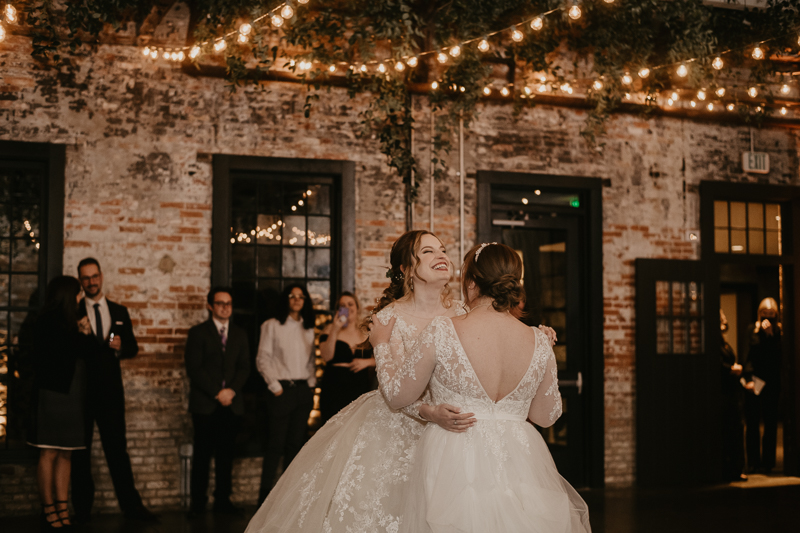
[
  {"xmin": 461, "ymin": 243, "xmax": 524, "ymax": 313},
  {"xmin": 366, "ymin": 230, "xmax": 453, "ymax": 323}
]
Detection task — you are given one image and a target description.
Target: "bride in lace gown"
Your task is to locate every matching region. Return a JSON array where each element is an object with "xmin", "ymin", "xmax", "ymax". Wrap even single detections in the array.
[
  {"xmin": 245, "ymin": 231, "xmax": 479, "ymax": 533},
  {"xmin": 371, "ymin": 242, "xmax": 591, "ymax": 533}
]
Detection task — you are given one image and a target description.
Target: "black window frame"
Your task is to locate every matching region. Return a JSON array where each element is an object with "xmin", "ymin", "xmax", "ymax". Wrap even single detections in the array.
[{"xmin": 0, "ymin": 141, "xmax": 65, "ymax": 464}]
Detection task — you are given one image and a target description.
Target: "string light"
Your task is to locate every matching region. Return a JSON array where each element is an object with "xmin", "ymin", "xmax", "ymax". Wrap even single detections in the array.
[
  {"xmin": 394, "ymin": 61, "xmax": 405, "ymax": 72},
  {"xmin": 359, "ymin": 64, "xmax": 367, "ymax": 73},
  {"xmin": 697, "ymin": 89, "xmax": 706, "ymax": 101},
  {"xmin": 143, "ymin": 47, "xmax": 151, "ymax": 57},
  {"xmin": 190, "ymin": 46, "xmax": 201, "ymax": 59},
  {"xmin": 524, "ymin": 86, "xmax": 532, "ymax": 95},
  {"xmin": 4, "ymin": 4, "xmax": 16, "ymax": 23},
  {"xmin": 781, "ymin": 84, "xmax": 790, "ymax": 95},
  {"xmin": 690, "ymin": 101, "xmax": 697, "ymax": 108},
  {"xmin": 150, "ymin": 49, "xmax": 158, "ymax": 59},
  {"xmin": 706, "ymin": 103, "xmax": 714, "ymax": 111},
  {"xmin": 712, "ymin": 56, "xmax": 723, "ymax": 70},
  {"xmin": 751, "ymin": 46, "xmax": 764, "ymax": 60},
  {"xmin": 501, "ymin": 87, "xmax": 510, "ymax": 96},
  {"xmin": 531, "ymin": 17, "xmax": 543, "ymax": 31},
  {"xmin": 162, "ymin": 50, "xmax": 170, "ymax": 59},
  {"xmin": 271, "ymin": 14, "xmax": 284, "ymax": 27},
  {"xmin": 592, "ymin": 79, "xmax": 604, "ymax": 91},
  {"xmin": 780, "ymin": 107, "xmax": 788, "ymax": 115},
  {"xmin": 431, "ymin": 81, "xmax": 439, "ymax": 90},
  {"xmin": 238, "ymin": 33, "xmax": 248, "ymax": 43},
  {"xmin": 568, "ymin": 3, "xmax": 582, "ymax": 20},
  {"xmin": 624, "ymin": 93, "xmax": 631, "ymax": 100},
  {"xmin": 214, "ymin": 39, "xmax": 227, "ymax": 52},
  {"xmin": 239, "ymin": 23, "xmax": 252, "ymax": 36},
  {"xmin": 329, "ymin": 64, "xmax": 336, "ymax": 72},
  {"xmin": 537, "ymin": 84, "xmax": 547, "ymax": 93},
  {"xmin": 638, "ymin": 68, "xmax": 650, "ymax": 79},
  {"xmin": 449, "ymin": 45, "xmax": 461, "ymax": 57},
  {"xmin": 677, "ymin": 64, "xmax": 688, "ymax": 77},
  {"xmin": 604, "ymin": 0, "xmax": 615, "ymax": 3},
  {"xmin": 511, "ymin": 30, "xmax": 524, "ymax": 42},
  {"xmin": 478, "ymin": 39, "xmax": 490, "ymax": 52},
  {"xmin": 298, "ymin": 0, "xmax": 309, "ymax": 4},
  {"xmin": 667, "ymin": 98, "xmax": 674, "ymax": 106},
  {"xmin": 561, "ymin": 83, "xmax": 573, "ymax": 95},
  {"xmin": 670, "ymin": 92, "xmax": 679, "ymax": 101},
  {"xmin": 281, "ymin": 4, "xmax": 295, "ymax": 19},
  {"xmin": 377, "ymin": 63, "xmax": 386, "ymax": 73},
  {"xmin": 748, "ymin": 86, "xmax": 758, "ymax": 98},
  {"xmin": 483, "ymin": 86, "xmax": 492, "ymax": 95},
  {"xmin": 715, "ymin": 88, "xmax": 725, "ymax": 97},
  {"xmin": 177, "ymin": 51, "xmax": 185, "ymax": 61},
  {"xmin": 622, "ymin": 73, "xmax": 633, "ymax": 85},
  {"xmin": 727, "ymin": 103, "xmax": 735, "ymax": 111},
  {"xmin": 756, "ymin": 106, "xmax": 763, "ymax": 112},
  {"xmin": 437, "ymin": 52, "xmax": 448, "ymax": 64},
  {"xmin": 407, "ymin": 57, "xmax": 418, "ymax": 67}
]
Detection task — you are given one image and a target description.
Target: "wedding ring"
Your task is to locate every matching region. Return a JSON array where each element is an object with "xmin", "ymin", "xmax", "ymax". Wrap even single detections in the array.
[{"xmin": 453, "ymin": 420, "xmax": 458, "ymax": 425}]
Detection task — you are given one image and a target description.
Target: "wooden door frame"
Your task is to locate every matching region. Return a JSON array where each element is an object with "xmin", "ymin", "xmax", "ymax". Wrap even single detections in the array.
[
  {"xmin": 476, "ymin": 171, "xmax": 604, "ymax": 488},
  {"xmin": 700, "ymin": 180, "xmax": 800, "ymax": 475}
]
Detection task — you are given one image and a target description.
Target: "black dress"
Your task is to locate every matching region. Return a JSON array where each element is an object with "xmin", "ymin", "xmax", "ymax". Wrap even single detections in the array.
[
  {"xmin": 720, "ymin": 335, "xmax": 745, "ymax": 480},
  {"xmin": 319, "ymin": 338, "xmax": 374, "ymax": 424},
  {"xmin": 742, "ymin": 324, "xmax": 782, "ymax": 471}
]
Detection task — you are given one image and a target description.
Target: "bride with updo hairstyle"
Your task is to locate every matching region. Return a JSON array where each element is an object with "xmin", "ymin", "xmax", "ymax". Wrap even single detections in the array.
[{"xmin": 370, "ymin": 242, "xmax": 590, "ymax": 532}]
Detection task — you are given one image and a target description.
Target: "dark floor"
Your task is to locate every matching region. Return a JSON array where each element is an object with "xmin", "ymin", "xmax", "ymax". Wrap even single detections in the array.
[{"xmin": 3, "ymin": 478, "xmax": 800, "ymax": 532}]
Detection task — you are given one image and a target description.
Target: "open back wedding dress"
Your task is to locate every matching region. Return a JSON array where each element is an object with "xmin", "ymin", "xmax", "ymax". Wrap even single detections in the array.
[{"xmin": 375, "ymin": 316, "xmax": 591, "ymax": 533}]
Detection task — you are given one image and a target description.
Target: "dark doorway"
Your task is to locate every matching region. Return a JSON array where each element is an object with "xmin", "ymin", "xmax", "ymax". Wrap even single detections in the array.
[{"xmin": 477, "ymin": 172, "xmax": 604, "ymax": 488}]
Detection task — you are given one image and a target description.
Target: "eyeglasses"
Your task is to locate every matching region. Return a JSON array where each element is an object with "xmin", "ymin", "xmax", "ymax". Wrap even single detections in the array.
[
  {"xmin": 288, "ymin": 294, "xmax": 306, "ymax": 300},
  {"xmin": 80, "ymin": 274, "xmax": 101, "ymax": 282},
  {"xmin": 213, "ymin": 301, "xmax": 233, "ymax": 307}
]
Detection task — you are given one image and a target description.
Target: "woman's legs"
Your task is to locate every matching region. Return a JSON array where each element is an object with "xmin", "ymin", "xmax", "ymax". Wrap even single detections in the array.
[
  {"xmin": 37, "ymin": 449, "xmax": 63, "ymax": 528},
  {"xmin": 54, "ymin": 450, "xmax": 72, "ymax": 525}
]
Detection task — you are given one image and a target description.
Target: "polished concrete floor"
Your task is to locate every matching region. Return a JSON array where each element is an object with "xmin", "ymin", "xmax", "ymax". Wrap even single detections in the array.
[{"xmin": 2, "ymin": 477, "xmax": 799, "ymax": 532}]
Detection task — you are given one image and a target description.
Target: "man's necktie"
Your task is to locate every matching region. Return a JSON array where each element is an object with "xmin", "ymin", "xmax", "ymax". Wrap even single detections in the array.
[
  {"xmin": 220, "ymin": 325, "xmax": 227, "ymax": 351},
  {"xmin": 94, "ymin": 303, "xmax": 104, "ymax": 341}
]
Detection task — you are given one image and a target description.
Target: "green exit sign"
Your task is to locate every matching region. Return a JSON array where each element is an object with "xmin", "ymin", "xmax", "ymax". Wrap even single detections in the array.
[{"xmin": 742, "ymin": 151, "xmax": 770, "ymax": 174}]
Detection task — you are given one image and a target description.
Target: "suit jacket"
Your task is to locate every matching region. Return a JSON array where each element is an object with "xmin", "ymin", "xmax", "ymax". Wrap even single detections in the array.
[
  {"xmin": 185, "ymin": 319, "xmax": 250, "ymax": 415},
  {"xmin": 32, "ymin": 313, "xmax": 99, "ymax": 394}
]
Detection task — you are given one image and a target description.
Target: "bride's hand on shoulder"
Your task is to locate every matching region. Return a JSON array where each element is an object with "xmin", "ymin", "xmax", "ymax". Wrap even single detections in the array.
[
  {"xmin": 538, "ymin": 325, "xmax": 557, "ymax": 346},
  {"xmin": 369, "ymin": 316, "xmax": 396, "ymax": 346},
  {"xmin": 420, "ymin": 403, "xmax": 476, "ymax": 433}
]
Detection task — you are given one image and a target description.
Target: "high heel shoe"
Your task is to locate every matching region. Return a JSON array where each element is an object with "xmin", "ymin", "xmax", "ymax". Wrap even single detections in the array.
[
  {"xmin": 54, "ymin": 500, "xmax": 73, "ymax": 531},
  {"xmin": 40, "ymin": 503, "xmax": 62, "ymax": 531}
]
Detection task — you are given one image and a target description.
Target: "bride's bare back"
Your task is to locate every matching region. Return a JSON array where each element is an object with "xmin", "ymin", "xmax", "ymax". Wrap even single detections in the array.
[{"xmin": 451, "ymin": 309, "xmax": 539, "ymax": 402}]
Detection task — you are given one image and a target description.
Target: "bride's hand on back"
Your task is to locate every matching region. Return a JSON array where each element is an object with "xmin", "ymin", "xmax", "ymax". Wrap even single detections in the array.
[
  {"xmin": 538, "ymin": 325, "xmax": 557, "ymax": 346},
  {"xmin": 420, "ymin": 404, "xmax": 476, "ymax": 433},
  {"xmin": 369, "ymin": 316, "xmax": 396, "ymax": 346}
]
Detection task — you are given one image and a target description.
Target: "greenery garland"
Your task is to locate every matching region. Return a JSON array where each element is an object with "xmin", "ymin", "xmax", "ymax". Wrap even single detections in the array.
[{"xmin": 18, "ymin": 1, "xmax": 800, "ymax": 199}]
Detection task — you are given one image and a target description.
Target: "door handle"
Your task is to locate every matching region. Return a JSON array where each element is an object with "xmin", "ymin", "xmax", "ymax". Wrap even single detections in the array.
[{"xmin": 559, "ymin": 371, "xmax": 582, "ymax": 395}]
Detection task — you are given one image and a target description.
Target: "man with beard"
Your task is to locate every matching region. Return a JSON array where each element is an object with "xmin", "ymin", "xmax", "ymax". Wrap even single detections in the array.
[{"xmin": 70, "ymin": 257, "xmax": 157, "ymax": 523}]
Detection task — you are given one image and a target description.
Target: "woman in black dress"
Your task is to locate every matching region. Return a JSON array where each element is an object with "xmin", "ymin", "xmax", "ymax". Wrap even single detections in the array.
[
  {"xmin": 318, "ymin": 292, "xmax": 374, "ymax": 424},
  {"xmin": 27, "ymin": 276, "xmax": 98, "ymax": 530}
]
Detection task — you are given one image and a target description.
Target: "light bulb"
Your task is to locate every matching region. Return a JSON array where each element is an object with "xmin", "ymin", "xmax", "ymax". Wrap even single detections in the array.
[
  {"xmin": 329, "ymin": 64, "xmax": 336, "ymax": 73},
  {"xmin": 756, "ymin": 106, "xmax": 762, "ymax": 112},
  {"xmin": 271, "ymin": 14, "xmax": 284, "ymax": 27},
  {"xmin": 431, "ymin": 81, "xmax": 439, "ymax": 90},
  {"xmin": 143, "ymin": 47, "xmax": 151, "ymax": 56},
  {"xmin": 568, "ymin": 5, "xmax": 582, "ymax": 20},
  {"xmin": 670, "ymin": 92, "xmax": 679, "ymax": 101},
  {"xmin": 690, "ymin": 101, "xmax": 697, "ymax": 108},
  {"xmin": 592, "ymin": 80, "xmax": 603, "ymax": 91},
  {"xmin": 299, "ymin": 60, "xmax": 312, "ymax": 71},
  {"xmin": 780, "ymin": 107, "xmax": 787, "ymax": 115},
  {"xmin": 459, "ymin": 86, "xmax": 466, "ymax": 92},
  {"xmin": 0, "ymin": 23, "xmax": 5, "ymax": 43},
  {"xmin": 638, "ymin": 68, "xmax": 650, "ymax": 79},
  {"xmin": 667, "ymin": 98, "xmax": 674, "ymax": 106},
  {"xmin": 437, "ymin": 52, "xmax": 447, "ymax": 64},
  {"xmin": 478, "ymin": 39, "xmax": 490, "ymax": 52},
  {"xmin": 531, "ymin": 17, "xmax": 543, "ymax": 31},
  {"xmin": 500, "ymin": 87, "xmax": 510, "ymax": 96},
  {"xmin": 538, "ymin": 84, "xmax": 547, "ymax": 93},
  {"xmin": 781, "ymin": 84, "xmax": 790, "ymax": 95},
  {"xmin": 238, "ymin": 33, "xmax": 248, "ymax": 43},
  {"xmin": 190, "ymin": 46, "xmax": 201, "ymax": 59},
  {"xmin": 727, "ymin": 103, "xmax": 735, "ymax": 111},
  {"xmin": 394, "ymin": 61, "xmax": 405, "ymax": 72},
  {"xmin": 214, "ymin": 39, "xmax": 226, "ymax": 52},
  {"xmin": 751, "ymin": 46, "xmax": 764, "ymax": 60},
  {"xmin": 697, "ymin": 89, "xmax": 706, "ymax": 101},
  {"xmin": 449, "ymin": 45, "xmax": 461, "ymax": 57},
  {"xmin": 677, "ymin": 64, "xmax": 688, "ymax": 77},
  {"xmin": 162, "ymin": 51, "xmax": 170, "ymax": 59},
  {"xmin": 360, "ymin": 64, "xmax": 367, "ymax": 72},
  {"xmin": 622, "ymin": 73, "xmax": 632, "ymax": 85},
  {"xmin": 524, "ymin": 86, "xmax": 532, "ymax": 95},
  {"xmin": 712, "ymin": 56, "xmax": 723, "ymax": 70},
  {"xmin": 377, "ymin": 63, "xmax": 386, "ymax": 73},
  {"xmin": 150, "ymin": 49, "xmax": 158, "ymax": 59},
  {"xmin": 281, "ymin": 5, "xmax": 295, "ymax": 19},
  {"xmin": 239, "ymin": 23, "xmax": 252, "ymax": 35},
  {"xmin": 706, "ymin": 103, "xmax": 714, "ymax": 111},
  {"xmin": 4, "ymin": 4, "xmax": 16, "ymax": 23},
  {"xmin": 483, "ymin": 87, "xmax": 491, "ymax": 95},
  {"xmin": 604, "ymin": 0, "xmax": 615, "ymax": 3},
  {"xmin": 298, "ymin": 0, "xmax": 309, "ymax": 4},
  {"xmin": 407, "ymin": 57, "xmax": 418, "ymax": 67},
  {"xmin": 748, "ymin": 87, "xmax": 758, "ymax": 98},
  {"xmin": 511, "ymin": 30, "xmax": 524, "ymax": 42},
  {"xmin": 716, "ymin": 88, "xmax": 725, "ymax": 97},
  {"xmin": 177, "ymin": 51, "xmax": 185, "ymax": 61}
]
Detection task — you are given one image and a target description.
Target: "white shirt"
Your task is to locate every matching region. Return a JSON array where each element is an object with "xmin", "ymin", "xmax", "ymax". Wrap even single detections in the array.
[
  {"xmin": 85, "ymin": 295, "xmax": 111, "ymax": 341},
  {"xmin": 212, "ymin": 317, "xmax": 230, "ymax": 341},
  {"xmin": 256, "ymin": 317, "xmax": 316, "ymax": 395}
]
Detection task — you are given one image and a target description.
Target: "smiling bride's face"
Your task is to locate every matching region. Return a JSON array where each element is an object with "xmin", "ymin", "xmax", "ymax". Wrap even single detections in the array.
[{"xmin": 410, "ymin": 234, "xmax": 451, "ymax": 287}]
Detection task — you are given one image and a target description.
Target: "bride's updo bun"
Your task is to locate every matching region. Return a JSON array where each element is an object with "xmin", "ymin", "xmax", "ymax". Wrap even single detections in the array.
[{"xmin": 462, "ymin": 243, "xmax": 524, "ymax": 312}]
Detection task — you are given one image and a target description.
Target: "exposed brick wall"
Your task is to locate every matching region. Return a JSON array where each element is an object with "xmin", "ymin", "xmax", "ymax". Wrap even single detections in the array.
[{"xmin": 0, "ymin": 34, "xmax": 798, "ymax": 514}]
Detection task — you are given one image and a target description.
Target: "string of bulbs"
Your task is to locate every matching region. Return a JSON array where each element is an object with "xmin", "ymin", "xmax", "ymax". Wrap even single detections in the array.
[{"xmin": 0, "ymin": 3, "xmax": 18, "ymax": 41}]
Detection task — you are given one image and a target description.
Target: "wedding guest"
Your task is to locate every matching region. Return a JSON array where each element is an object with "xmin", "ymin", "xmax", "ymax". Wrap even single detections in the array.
[
  {"xmin": 28, "ymin": 276, "xmax": 98, "ymax": 530},
  {"xmin": 742, "ymin": 297, "xmax": 782, "ymax": 473},
  {"xmin": 185, "ymin": 287, "xmax": 250, "ymax": 517},
  {"xmin": 319, "ymin": 292, "xmax": 374, "ymax": 424},
  {"xmin": 256, "ymin": 283, "xmax": 317, "ymax": 503},
  {"xmin": 71, "ymin": 258, "xmax": 156, "ymax": 523},
  {"xmin": 719, "ymin": 310, "xmax": 746, "ymax": 482}
]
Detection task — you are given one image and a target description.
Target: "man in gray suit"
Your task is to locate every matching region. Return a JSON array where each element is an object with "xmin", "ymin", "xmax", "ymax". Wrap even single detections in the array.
[{"xmin": 185, "ymin": 287, "xmax": 250, "ymax": 517}]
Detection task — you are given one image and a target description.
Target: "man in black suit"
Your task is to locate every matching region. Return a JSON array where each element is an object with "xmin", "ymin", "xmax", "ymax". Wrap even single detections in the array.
[
  {"xmin": 185, "ymin": 287, "xmax": 250, "ymax": 516},
  {"xmin": 71, "ymin": 257, "xmax": 157, "ymax": 522}
]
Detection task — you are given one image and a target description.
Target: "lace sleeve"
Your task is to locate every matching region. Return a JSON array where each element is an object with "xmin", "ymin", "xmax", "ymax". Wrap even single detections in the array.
[
  {"xmin": 374, "ymin": 319, "xmax": 439, "ymax": 410},
  {"xmin": 528, "ymin": 329, "xmax": 562, "ymax": 427}
]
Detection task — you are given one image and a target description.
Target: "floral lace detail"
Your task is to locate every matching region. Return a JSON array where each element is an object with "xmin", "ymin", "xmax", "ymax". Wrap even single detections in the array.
[
  {"xmin": 545, "ymin": 361, "xmax": 562, "ymax": 422},
  {"xmin": 297, "ymin": 440, "xmax": 337, "ymax": 527}
]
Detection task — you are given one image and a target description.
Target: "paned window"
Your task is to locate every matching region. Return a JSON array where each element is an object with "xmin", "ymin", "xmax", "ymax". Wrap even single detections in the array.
[
  {"xmin": 655, "ymin": 281, "xmax": 704, "ymax": 355},
  {"xmin": 714, "ymin": 200, "xmax": 782, "ymax": 255}
]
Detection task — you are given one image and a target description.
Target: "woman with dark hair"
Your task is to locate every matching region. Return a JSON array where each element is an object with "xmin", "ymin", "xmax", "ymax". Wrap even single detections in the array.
[
  {"xmin": 255, "ymin": 283, "xmax": 317, "ymax": 503},
  {"xmin": 372, "ymin": 243, "xmax": 590, "ymax": 532},
  {"xmin": 28, "ymin": 276, "xmax": 98, "ymax": 530},
  {"xmin": 318, "ymin": 292, "xmax": 374, "ymax": 424}
]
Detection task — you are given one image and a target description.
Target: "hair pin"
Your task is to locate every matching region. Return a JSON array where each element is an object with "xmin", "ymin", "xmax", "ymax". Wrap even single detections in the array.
[{"xmin": 474, "ymin": 242, "xmax": 497, "ymax": 262}]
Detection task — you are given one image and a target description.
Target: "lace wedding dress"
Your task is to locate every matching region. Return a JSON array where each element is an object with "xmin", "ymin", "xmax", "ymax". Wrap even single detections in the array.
[
  {"xmin": 245, "ymin": 303, "xmax": 465, "ymax": 533},
  {"xmin": 375, "ymin": 317, "xmax": 591, "ymax": 533}
]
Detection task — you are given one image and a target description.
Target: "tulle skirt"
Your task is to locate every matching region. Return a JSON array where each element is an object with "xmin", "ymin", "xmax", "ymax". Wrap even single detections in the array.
[
  {"xmin": 401, "ymin": 418, "xmax": 591, "ymax": 533},
  {"xmin": 245, "ymin": 390, "xmax": 426, "ymax": 533}
]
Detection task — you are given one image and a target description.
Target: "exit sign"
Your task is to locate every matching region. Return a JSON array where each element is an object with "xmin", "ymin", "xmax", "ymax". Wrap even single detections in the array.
[{"xmin": 742, "ymin": 152, "xmax": 770, "ymax": 174}]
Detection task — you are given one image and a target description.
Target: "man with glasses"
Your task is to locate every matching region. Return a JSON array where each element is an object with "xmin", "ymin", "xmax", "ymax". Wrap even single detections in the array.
[
  {"xmin": 185, "ymin": 287, "xmax": 250, "ymax": 517},
  {"xmin": 71, "ymin": 257, "xmax": 157, "ymax": 523}
]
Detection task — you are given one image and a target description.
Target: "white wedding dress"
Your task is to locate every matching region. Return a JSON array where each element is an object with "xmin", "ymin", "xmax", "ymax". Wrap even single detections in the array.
[
  {"xmin": 375, "ymin": 317, "xmax": 591, "ymax": 533},
  {"xmin": 245, "ymin": 303, "xmax": 465, "ymax": 533}
]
